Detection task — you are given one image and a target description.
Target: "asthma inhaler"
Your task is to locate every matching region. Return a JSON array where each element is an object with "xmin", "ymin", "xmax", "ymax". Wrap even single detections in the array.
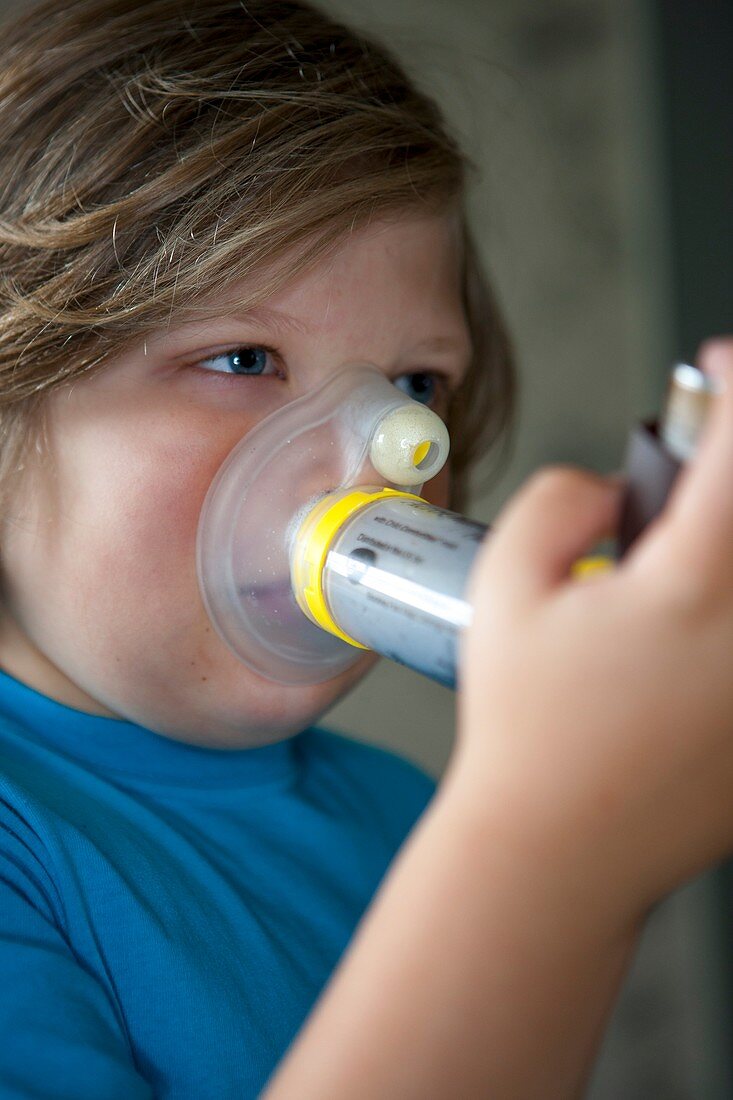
[
  {"xmin": 287, "ymin": 361, "xmax": 720, "ymax": 686},
  {"xmin": 196, "ymin": 360, "xmax": 717, "ymax": 690}
]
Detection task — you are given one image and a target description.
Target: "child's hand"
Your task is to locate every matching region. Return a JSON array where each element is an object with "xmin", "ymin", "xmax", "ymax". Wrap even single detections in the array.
[{"xmin": 454, "ymin": 337, "xmax": 733, "ymax": 928}]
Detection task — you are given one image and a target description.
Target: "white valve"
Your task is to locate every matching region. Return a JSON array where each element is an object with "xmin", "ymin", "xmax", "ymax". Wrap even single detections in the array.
[{"xmin": 369, "ymin": 404, "xmax": 449, "ymax": 485}]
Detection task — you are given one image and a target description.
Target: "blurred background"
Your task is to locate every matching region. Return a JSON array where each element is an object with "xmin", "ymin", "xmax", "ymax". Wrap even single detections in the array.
[{"xmin": 316, "ymin": 0, "xmax": 732, "ymax": 1096}]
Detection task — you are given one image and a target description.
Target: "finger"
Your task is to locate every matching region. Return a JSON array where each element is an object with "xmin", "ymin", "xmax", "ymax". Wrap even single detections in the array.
[
  {"xmin": 632, "ymin": 339, "xmax": 733, "ymax": 585},
  {"xmin": 700, "ymin": 336, "xmax": 733, "ymax": 382},
  {"xmin": 467, "ymin": 466, "xmax": 624, "ymax": 614}
]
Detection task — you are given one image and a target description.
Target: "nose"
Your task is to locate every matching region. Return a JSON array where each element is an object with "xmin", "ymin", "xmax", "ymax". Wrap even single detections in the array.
[
  {"xmin": 276, "ymin": 360, "xmax": 384, "ymax": 505},
  {"xmin": 283, "ymin": 419, "xmax": 347, "ymax": 509},
  {"xmin": 289, "ymin": 357, "xmax": 382, "ymax": 400}
]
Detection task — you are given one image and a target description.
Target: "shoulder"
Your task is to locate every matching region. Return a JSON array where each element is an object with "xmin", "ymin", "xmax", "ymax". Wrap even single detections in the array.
[{"xmin": 297, "ymin": 726, "xmax": 437, "ymax": 834}]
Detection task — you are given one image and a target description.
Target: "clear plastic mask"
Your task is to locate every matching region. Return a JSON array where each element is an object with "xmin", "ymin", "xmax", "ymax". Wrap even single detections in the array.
[{"xmin": 196, "ymin": 362, "xmax": 450, "ymax": 684}]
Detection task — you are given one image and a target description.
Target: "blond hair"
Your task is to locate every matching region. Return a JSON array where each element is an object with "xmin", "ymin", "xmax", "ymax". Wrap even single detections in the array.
[{"xmin": 0, "ymin": 0, "xmax": 514, "ymax": 515}]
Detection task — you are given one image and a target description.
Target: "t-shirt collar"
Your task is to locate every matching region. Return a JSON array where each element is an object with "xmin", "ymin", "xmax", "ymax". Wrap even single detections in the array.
[{"xmin": 0, "ymin": 665, "xmax": 300, "ymax": 789}]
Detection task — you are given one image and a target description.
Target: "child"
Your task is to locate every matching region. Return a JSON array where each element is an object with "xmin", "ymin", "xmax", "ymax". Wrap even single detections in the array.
[
  {"xmin": 0, "ymin": 0, "xmax": 731, "ymax": 1097},
  {"xmin": 0, "ymin": 1, "xmax": 511, "ymax": 1094}
]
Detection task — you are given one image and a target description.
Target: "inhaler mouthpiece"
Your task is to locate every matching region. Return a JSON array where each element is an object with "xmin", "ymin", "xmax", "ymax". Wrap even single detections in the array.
[{"xmin": 196, "ymin": 362, "xmax": 450, "ymax": 685}]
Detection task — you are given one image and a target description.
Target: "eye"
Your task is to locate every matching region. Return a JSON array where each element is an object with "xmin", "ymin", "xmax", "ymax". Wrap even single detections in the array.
[
  {"xmin": 197, "ymin": 345, "xmax": 279, "ymax": 377},
  {"xmin": 393, "ymin": 372, "xmax": 443, "ymax": 406}
]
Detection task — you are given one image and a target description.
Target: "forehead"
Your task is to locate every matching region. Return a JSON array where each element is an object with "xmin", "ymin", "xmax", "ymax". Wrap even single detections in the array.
[{"xmin": 211, "ymin": 212, "xmax": 466, "ymax": 336}]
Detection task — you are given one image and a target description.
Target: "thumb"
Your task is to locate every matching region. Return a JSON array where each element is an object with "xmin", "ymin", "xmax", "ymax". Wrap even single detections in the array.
[{"xmin": 467, "ymin": 466, "xmax": 624, "ymax": 615}]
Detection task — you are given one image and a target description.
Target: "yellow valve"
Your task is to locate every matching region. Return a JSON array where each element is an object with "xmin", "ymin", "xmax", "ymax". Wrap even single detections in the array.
[{"xmin": 412, "ymin": 440, "xmax": 431, "ymax": 467}]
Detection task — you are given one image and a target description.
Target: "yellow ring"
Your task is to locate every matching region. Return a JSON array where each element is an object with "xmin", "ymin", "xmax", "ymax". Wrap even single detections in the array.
[{"xmin": 291, "ymin": 487, "xmax": 425, "ymax": 648}]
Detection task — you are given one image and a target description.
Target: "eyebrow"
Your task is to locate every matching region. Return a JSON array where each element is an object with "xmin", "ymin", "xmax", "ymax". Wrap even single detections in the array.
[
  {"xmin": 226, "ymin": 306, "xmax": 311, "ymax": 335},
  {"xmin": 177, "ymin": 308, "xmax": 471, "ymax": 367},
  {"xmin": 227, "ymin": 311, "xmax": 470, "ymax": 353},
  {"xmin": 412, "ymin": 335, "xmax": 471, "ymax": 356}
]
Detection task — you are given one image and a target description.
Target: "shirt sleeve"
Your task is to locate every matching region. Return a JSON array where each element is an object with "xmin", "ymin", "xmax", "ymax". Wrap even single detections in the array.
[{"xmin": 0, "ymin": 821, "xmax": 154, "ymax": 1098}]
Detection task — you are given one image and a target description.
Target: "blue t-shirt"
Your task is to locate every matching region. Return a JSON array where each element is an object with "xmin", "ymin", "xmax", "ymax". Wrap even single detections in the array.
[{"xmin": 0, "ymin": 666, "xmax": 436, "ymax": 1098}]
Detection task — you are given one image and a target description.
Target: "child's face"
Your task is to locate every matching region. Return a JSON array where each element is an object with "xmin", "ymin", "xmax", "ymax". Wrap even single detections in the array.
[{"xmin": 0, "ymin": 212, "xmax": 471, "ymax": 746}]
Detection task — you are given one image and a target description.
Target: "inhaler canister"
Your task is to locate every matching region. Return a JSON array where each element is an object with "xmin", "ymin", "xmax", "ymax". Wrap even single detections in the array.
[{"xmin": 618, "ymin": 362, "xmax": 720, "ymax": 554}]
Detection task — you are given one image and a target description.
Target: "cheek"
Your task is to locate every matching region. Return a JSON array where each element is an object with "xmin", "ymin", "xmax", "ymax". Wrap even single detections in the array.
[
  {"xmin": 37, "ymin": 405, "xmax": 249, "ymax": 643},
  {"xmin": 1, "ymin": 384, "xmax": 385, "ymax": 736}
]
